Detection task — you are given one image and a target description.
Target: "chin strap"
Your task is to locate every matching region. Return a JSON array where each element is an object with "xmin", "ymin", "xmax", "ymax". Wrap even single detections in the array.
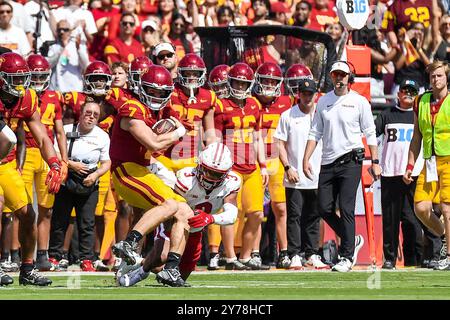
[{"xmin": 188, "ymin": 87, "xmax": 197, "ymax": 104}]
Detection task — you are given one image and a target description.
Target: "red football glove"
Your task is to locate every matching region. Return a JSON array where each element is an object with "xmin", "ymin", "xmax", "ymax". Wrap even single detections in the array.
[
  {"xmin": 45, "ymin": 157, "xmax": 63, "ymax": 194},
  {"xmin": 188, "ymin": 209, "xmax": 215, "ymax": 233}
]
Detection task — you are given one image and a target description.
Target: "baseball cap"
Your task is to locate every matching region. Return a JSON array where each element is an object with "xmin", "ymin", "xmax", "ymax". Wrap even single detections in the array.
[
  {"xmin": 153, "ymin": 42, "xmax": 176, "ymax": 57},
  {"xmin": 270, "ymin": 2, "xmax": 290, "ymax": 14},
  {"xmin": 330, "ymin": 61, "xmax": 351, "ymax": 74},
  {"xmin": 141, "ymin": 19, "xmax": 158, "ymax": 32},
  {"xmin": 399, "ymin": 79, "xmax": 419, "ymax": 92},
  {"xmin": 298, "ymin": 78, "xmax": 317, "ymax": 93}
]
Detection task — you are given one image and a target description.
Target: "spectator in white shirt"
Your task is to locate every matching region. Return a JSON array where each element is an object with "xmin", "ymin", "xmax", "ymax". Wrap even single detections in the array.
[
  {"xmin": 47, "ymin": 19, "xmax": 89, "ymax": 93},
  {"xmin": 0, "ymin": 1, "xmax": 31, "ymax": 56},
  {"xmin": 24, "ymin": 0, "xmax": 58, "ymax": 54}
]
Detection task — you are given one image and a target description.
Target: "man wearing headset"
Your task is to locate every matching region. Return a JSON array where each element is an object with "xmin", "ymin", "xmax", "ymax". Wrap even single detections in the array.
[{"xmin": 303, "ymin": 61, "xmax": 382, "ymax": 272}]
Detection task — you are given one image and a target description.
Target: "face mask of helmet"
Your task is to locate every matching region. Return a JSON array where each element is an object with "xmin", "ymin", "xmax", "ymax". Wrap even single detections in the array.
[
  {"xmin": 85, "ymin": 74, "xmax": 112, "ymax": 96},
  {"xmin": 228, "ymin": 77, "xmax": 253, "ymax": 100},
  {"xmin": 196, "ymin": 164, "xmax": 229, "ymax": 191},
  {"xmin": 254, "ymin": 74, "xmax": 283, "ymax": 97},
  {"xmin": 209, "ymin": 80, "xmax": 229, "ymax": 99},
  {"xmin": 1, "ymin": 72, "xmax": 31, "ymax": 97},
  {"xmin": 140, "ymin": 83, "xmax": 173, "ymax": 111},
  {"xmin": 30, "ymin": 71, "xmax": 51, "ymax": 93}
]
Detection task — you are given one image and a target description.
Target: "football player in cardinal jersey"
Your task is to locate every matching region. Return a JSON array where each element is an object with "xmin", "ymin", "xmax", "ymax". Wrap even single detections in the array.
[
  {"xmin": 23, "ymin": 54, "xmax": 69, "ymax": 271},
  {"xmin": 0, "ymin": 52, "xmax": 64, "ymax": 286},
  {"xmin": 254, "ymin": 62, "xmax": 293, "ymax": 268},
  {"xmin": 129, "ymin": 56, "xmax": 153, "ymax": 95},
  {"xmin": 208, "ymin": 64, "xmax": 230, "ymax": 100},
  {"xmin": 110, "ymin": 65, "xmax": 194, "ymax": 287},
  {"xmin": 156, "ymin": 53, "xmax": 217, "ymax": 173},
  {"xmin": 118, "ymin": 143, "xmax": 241, "ymax": 287},
  {"xmin": 214, "ymin": 62, "xmax": 269, "ymax": 270},
  {"xmin": 284, "ymin": 63, "xmax": 313, "ymax": 99}
]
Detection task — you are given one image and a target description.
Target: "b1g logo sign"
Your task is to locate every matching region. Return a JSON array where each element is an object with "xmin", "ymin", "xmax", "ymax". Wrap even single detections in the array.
[
  {"xmin": 337, "ymin": 0, "xmax": 370, "ymax": 30},
  {"xmin": 386, "ymin": 127, "xmax": 414, "ymax": 143}
]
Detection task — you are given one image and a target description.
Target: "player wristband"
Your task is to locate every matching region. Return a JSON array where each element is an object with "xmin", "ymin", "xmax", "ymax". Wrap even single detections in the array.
[
  {"xmin": 175, "ymin": 125, "xmax": 186, "ymax": 139},
  {"xmin": 284, "ymin": 165, "xmax": 291, "ymax": 171},
  {"xmin": 371, "ymin": 159, "xmax": 379, "ymax": 164},
  {"xmin": 0, "ymin": 119, "xmax": 5, "ymax": 131},
  {"xmin": 406, "ymin": 163, "xmax": 414, "ymax": 172},
  {"xmin": 48, "ymin": 156, "xmax": 61, "ymax": 168}
]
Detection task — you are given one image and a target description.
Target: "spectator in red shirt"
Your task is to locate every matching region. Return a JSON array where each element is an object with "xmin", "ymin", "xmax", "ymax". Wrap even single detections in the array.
[
  {"xmin": 249, "ymin": 0, "xmax": 271, "ymax": 24},
  {"xmin": 164, "ymin": 13, "xmax": 193, "ymax": 60},
  {"xmin": 109, "ymin": 0, "xmax": 148, "ymax": 40},
  {"xmin": 292, "ymin": 1, "xmax": 312, "ymax": 27},
  {"xmin": 158, "ymin": 0, "xmax": 178, "ymax": 38},
  {"xmin": 309, "ymin": 0, "xmax": 337, "ymax": 32},
  {"xmin": 104, "ymin": 13, "xmax": 145, "ymax": 65},
  {"xmin": 269, "ymin": 2, "xmax": 290, "ymax": 25},
  {"xmin": 90, "ymin": 0, "xmax": 121, "ymax": 61},
  {"xmin": 381, "ymin": 0, "xmax": 439, "ymax": 49}
]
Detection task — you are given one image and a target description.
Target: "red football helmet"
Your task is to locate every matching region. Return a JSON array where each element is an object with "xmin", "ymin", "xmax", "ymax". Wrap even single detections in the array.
[
  {"xmin": 140, "ymin": 65, "xmax": 174, "ymax": 111},
  {"xmin": 284, "ymin": 64, "xmax": 313, "ymax": 96},
  {"xmin": 84, "ymin": 61, "xmax": 112, "ymax": 96},
  {"xmin": 129, "ymin": 56, "xmax": 153, "ymax": 92},
  {"xmin": 227, "ymin": 62, "xmax": 254, "ymax": 100},
  {"xmin": 0, "ymin": 52, "xmax": 31, "ymax": 97},
  {"xmin": 208, "ymin": 64, "xmax": 230, "ymax": 99},
  {"xmin": 177, "ymin": 53, "xmax": 207, "ymax": 89},
  {"xmin": 254, "ymin": 62, "xmax": 283, "ymax": 97},
  {"xmin": 27, "ymin": 54, "xmax": 51, "ymax": 93}
]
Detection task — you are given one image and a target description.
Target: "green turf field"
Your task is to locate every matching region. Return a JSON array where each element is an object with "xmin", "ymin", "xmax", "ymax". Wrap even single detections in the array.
[{"xmin": 1, "ymin": 270, "xmax": 450, "ymax": 300}]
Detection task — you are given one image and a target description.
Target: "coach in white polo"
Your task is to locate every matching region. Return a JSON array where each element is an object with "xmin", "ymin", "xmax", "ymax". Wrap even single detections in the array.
[
  {"xmin": 303, "ymin": 61, "xmax": 382, "ymax": 272},
  {"xmin": 274, "ymin": 78, "xmax": 328, "ymax": 270}
]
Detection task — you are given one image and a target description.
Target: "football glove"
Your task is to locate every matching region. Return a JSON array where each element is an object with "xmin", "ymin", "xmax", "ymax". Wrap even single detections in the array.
[
  {"xmin": 188, "ymin": 209, "xmax": 215, "ymax": 233},
  {"xmin": 45, "ymin": 157, "xmax": 62, "ymax": 194},
  {"xmin": 60, "ymin": 160, "xmax": 68, "ymax": 183}
]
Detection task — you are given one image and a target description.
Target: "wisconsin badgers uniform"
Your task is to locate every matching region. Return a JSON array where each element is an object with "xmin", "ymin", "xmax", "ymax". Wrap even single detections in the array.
[
  {"xmin": 0, "ymin": 89, "xmax": 38, "ymax": 212},
  {"xmin": 22, "ymin": 90, "xmax": 63, "ymax": 209},
  {"xmin": 258, "ymin": 95, "xmax": 293, "ymax": 203},
  {"xmin": 157, "ymin": 85, "xmax": 217, "ymax": 172},
  {"xmin": 110, "ymin": 97, "xmax": 184, "ymax": 210},
  {"xmin": 157, "ymin": 166, "xmax": 241, "ymax": 273}
]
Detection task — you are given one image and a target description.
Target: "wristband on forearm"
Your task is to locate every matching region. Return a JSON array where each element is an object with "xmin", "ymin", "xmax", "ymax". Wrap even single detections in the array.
[
  {"xmin": 48, "ymin": 156, "xmax": 61, "ymax": 168},
  {"xmin": 406, "ymin": 163, "xmax": 414, "ymax": 172},
  {"xmin": 175, "ymin": 126, "xmax": 186, "ymax": 139},
  {"xmin": 0, "ymin": 119, "xmax": 5, "ymax": 132}
]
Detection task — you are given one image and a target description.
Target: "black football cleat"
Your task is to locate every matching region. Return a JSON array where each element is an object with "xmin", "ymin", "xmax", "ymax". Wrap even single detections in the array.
[
  {"xmin": 156, "ymin": 267, "xmax": 186, "ymax": 287},
  {"xmin": 0, "ymin": 268, "xmax": 13, "ymax": 286},
  {"xmin": 19, "ymin": 269, "xmax": 52, "ymax": 286}
]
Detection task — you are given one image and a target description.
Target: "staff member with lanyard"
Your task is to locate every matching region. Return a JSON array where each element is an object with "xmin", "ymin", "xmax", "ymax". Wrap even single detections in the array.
[
  {"xmin": 303, "ymin": 61, "xmax": 382, "ymax": 272},
  {"xmin": 48, "ymin": 101, "xmax": 111, "ymax": 271}
]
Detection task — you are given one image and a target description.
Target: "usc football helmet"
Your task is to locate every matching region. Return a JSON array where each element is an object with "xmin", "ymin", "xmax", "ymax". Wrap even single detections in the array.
[
  {"xmin": 129, "ymin": 56, "xmax": 153, "ymax": 93},
  {"xmin": 196, "ymin": 142, "xmax": 233, "ymax": 191},
  {"xmin": 284, "ymin": 64, "xmax": 313, "ymax": 96},
  {"xmin": 254, "ymin": 62, "xmax": 283, "ymax": 97},
  {"xmin": 208, "ymin": 64, "xmax": 230, "ymax": 99},
  {"xmin": 0, "ymin": 52, "xmax": 31, "ymax": 97},
  {"xmin": 27, "ymin": 54, "xmax": 51, "ymax": 93},
  {"xmin": 139, "ymin": 65, "xmax": 174, "ymax": 111},
  {"xmin": 177, "ymin": 53, "xmax": 207, "ymax": 89},
  {"xmin": 84, "ymin": 61, "xmax": 112, "ymax": 96},
  {"xmin": 227, "ymin": 62, "xmax": 254, "ymax": 100}
]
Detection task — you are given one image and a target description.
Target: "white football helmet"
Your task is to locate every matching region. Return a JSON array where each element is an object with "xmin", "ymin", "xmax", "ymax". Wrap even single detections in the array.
[{"xmin": 196, "ymin": 142, "xmax": 233, "ymax": 191}]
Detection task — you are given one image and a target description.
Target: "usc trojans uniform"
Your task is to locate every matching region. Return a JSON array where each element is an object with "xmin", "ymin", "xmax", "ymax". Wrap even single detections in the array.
[
  {"xmin": 258, "ymin": 95, "xmax": 293, "ymax": 203},
  {"xmin": 110, "ymin": 97, "xmax": 185, "ymax": 210},
  {"xmin": 214, "ymin": 96, "xmax": 264, "ymax": 247},
  {"xmin": 0, "ymin": 89, "xmax": 39, "ymax": 212},
  {"xmin": 22, "ymin": 90, "xmax": 64, "ymax": 209}
]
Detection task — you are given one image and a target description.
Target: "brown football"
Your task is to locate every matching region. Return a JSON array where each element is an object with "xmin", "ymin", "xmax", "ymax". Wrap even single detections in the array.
[{"xmin": 152, "ymin": 118, "xmax": 177, "ymax": 134}]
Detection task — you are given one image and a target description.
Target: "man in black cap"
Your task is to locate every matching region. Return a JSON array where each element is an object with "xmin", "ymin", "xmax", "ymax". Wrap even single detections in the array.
[
  {"xmin": 375, "ymin": 78, "xmax": 425, "ymax": 269},
  {"xmin": 274, "ymin": 78, "xmax": 329, "ymax": 270}
]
